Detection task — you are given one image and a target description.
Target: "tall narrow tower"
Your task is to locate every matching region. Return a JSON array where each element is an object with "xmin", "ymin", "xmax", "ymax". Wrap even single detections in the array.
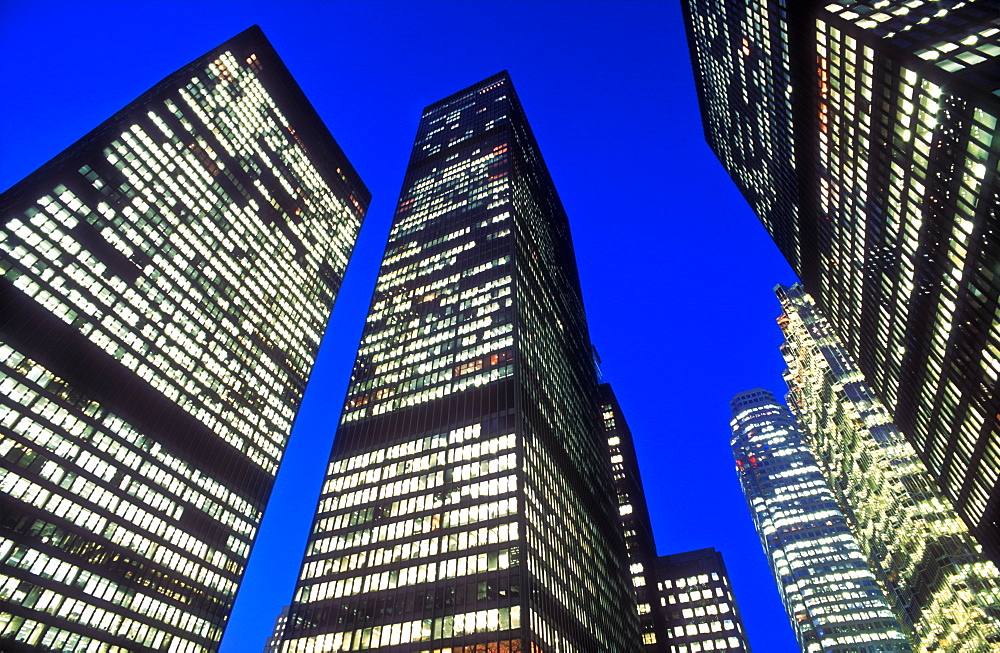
[
  {"xmin": 0, "ymin": 26, "xmax": 368, "ymax": 652},
  {"xmin": 599, "ymin": 382, "xmax": 667, "ymax": 649},
  {"xmin": 729, "ymin": 390, "xmax": 910, "ymax": 652},
  {"xmin": 281, "ymin": 72, "xmax": 638, "ymax": 652}
]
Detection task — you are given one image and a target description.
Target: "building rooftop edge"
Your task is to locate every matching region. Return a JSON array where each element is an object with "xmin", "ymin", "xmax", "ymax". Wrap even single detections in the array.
[{"xmin": 421, "ymin": 70, "xmax": 512, "ymax": 114}]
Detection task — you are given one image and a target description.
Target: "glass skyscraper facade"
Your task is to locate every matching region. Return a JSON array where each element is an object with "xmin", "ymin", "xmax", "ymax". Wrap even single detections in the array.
[
  {"xmin": 683, "ymin": 0, "xmax": 1000, "ymax": 563},
  {"xmin": 729, "ymin": 390, "xmax": 909, "ymax": 652},
  {"xmin": 280, "ymin": 72, "xmax": 638, "ymax": 653},
  {"xmin": 0, "ymin": 26, "xmax": 368, "ymax": 652},
  {"xmin": 776, "ymin": 283, "xmax": 1000, "ymax": 650},
  {"xmin": 680, "ymin": 0, "xmax": 802, "ymax": 273},
  {"xmin": 652, "ymin": 549, "xmax": 750, "ymax": 653}
]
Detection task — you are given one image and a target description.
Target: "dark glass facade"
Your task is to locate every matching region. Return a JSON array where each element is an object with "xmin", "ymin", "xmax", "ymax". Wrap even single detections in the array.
[
  {"xmin": 280, "ymin": 72, "xmax": 637, "ymax": 652},
  {"xmin": 652, "ymin": 549, "xmax": 750, "ymax": 653},
  {"xmin": 776, "ymin": 283, "xmax": 1000, "ymax": 649},
  {"xmin": 683, "ymin": 0, "xmax": 1000, "ymax": 562},
  {"xmin": 0, "ymin": 26, "xmax": 368, "ymax": 651},
  {"xmin": 729, "ymin": 390, "xmax": 909, "ymax": 652},
  {"xmin": 680, "ymin": 0, "xmax": 804, "ymax": 274}
]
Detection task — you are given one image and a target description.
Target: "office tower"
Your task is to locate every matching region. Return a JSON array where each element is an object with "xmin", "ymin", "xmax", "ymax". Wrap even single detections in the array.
[
  {"xmin": 600, "ymin": 382, "xmax": 668, "ymax": 649},
  {"xmin": 653, "ymin": 549, "xmax": 750, "ymax": 653},
  {"xmin": 280, "ymin": 72, "xmax": 638, "ymax": 652},
  {"xmin": 776, "ymin": 283, "xmax": 1000, "ymax": 649},
  {"xmin": 729, "ymin": 390, "xmax": 909, "ymax": 652},
  {"xmin": 0, "ymin": 26, "xmax": 368, "ymax": 652},
  {"xmin": 682, "ymin": 0, "xmax": 1000, "ymax": 561}
]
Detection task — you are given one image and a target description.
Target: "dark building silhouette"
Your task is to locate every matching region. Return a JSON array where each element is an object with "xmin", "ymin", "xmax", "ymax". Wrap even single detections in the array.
[
  {"xmin": 776, "ymin": 283, "xmax": 1000, "ymax": 649},
  {"xmin": 0, "ymin": 26, "xmax": 368, "ymax": 651},
  {"xmin": 729, "ymin": 390, "xmax": 909, "ymax": 651},
  {"xmin": 682, "ymin": 0, "xmax": 1000, "ymax": 562},
  {"xmin": 599, "ymin": 382, "xmax": 668, "ymax": 649},
  {"xmin": 598, "ymin": 379, "xmax": 754, "ymax": 652},
  {"xmin": 653, "ymin": 548, "xmax": 750, "ymax": 653},
  {"xmin": 264, "ymin": 606, "xmax": 291, "ymax": 653},
  {"xmin": 280, "ymin": 72, "xmax": 638, "ymax": 652}
]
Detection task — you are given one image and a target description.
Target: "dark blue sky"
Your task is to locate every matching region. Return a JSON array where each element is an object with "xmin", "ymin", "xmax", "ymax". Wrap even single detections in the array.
[{"xmin": 0, "ymin": 2, "xmax": 799, "ymax": 650}]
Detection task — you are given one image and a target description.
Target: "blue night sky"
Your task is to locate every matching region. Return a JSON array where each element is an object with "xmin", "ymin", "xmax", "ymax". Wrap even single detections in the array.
[{"xmin": 1, "ymin": 2, "xmax": 799, "ymax": 651}]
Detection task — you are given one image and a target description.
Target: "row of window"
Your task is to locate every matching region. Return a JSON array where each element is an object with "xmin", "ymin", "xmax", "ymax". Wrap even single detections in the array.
[
  {"xmin": 314, "ymin": 470, "xmax": 517, "ymax": 553},
  {"xmin": 303, "ymin": 521, "xmax": 519, "ymax": 580},
  {"xmin": 311, "ymin": 496, "xmax": 518, "ymax": 558},
  {"xmin": 283, "ymin": 606, "xmax": 521, "ymax": 652},
  {"xmin": 298, "ymin": 546, "xmax": 516, "ymax": 604}
]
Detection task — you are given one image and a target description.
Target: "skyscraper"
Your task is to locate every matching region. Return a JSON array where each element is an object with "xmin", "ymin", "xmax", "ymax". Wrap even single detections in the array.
[
  {"xmin": 0, "ymin": 26, "xmax": 368, "ymax": 652},
  {"xmin": 729, "ymin": 389, "xmax": 909, "ymax": 652},
  {"xmin": 600, "ymin": 382, "xmax": 668, "ymax": 649},
  {"xmin": 683, "ymin": 0, "xmax": 1000, "ymax": 561},
  {"xmin": 776, "ymin": 282, "xmax": 1000, "ymax": 649},
  {"xmin": 652, "ymin": 548, "xmax": 751, "ymax": 653},
  {"xmin": 280, "ymin": 72, "xmax": 638, "ymax": 652}
]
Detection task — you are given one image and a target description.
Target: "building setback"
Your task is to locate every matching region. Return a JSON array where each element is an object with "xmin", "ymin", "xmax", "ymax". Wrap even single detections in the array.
[
  {"xmin": 599, "ymin": 382, "xmax": 669, "ymax": 649},
  {"xmin": 0, "ymin": 26, "xmax": 368, "ymax": 651},
  {"xmin": 776, "ymin": 282, "xmax": 1000, "ymax": 649},
  {"xmin": 279, "ymin": 72, "xmax": 638, "ymax": 652},
  {"xmin": 729, "ymin": 390, "xmax": 909, "ymax": 652},
  {"xmin": 653, "ymin": 548, "xmax": 750, "ymax": 653},
  {"xmin": 599, "ymin": 377, "xmax": 756, "ymax": 652},
  {"xmin": 264, "ymin": 606, "xmax": 290, "ymax": 653},
  {"xmin": 682, "ymin": 0, "xmax": 1000, "ymax": 562}
]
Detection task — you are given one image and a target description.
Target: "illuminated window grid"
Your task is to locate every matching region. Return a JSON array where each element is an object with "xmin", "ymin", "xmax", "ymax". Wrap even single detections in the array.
[
  {"xmin": 282, "ymin": 72, "xmax": 636, "ymax": 652},
  {"xmin": 683, "ymin": 0, "xmax": 803, "ymax": 272},
  {"xmin": 0, "ymin": 347, "xmax": 246, "ymax": 651},
  {"xmin": 683, "ymin": 0, "xmax": 1000, "ymax": 565},
  {"xmin": 600, "ymin": 382, "xmax": 665, "ymax": 649},
  {"xmin": 542, "ymin": 108, "xmax": 622, "ymax": 637},
  {"xmin": 519, "ymin": 433, "xmax": 620, "ymax": 643},
  {"xmin": 1, "ymin": 50, "xmax": 362, "ymax": 475},
  {"xmin": 0, "ymin": 26, "xmax": 368, "ymax": 652},
  {"xmin": 730, "ymin": 391, "xmax": 909, "ymax": 651},
  {"xmin": 814, "ymin": 25, "xmax": 877, "ymax": 359},
  {"xmin": 283, "ymin": 424, "xmax": 523, "ymax": 652},
  {"xmin": 657, "ymin": 572, "xmax": 747, "ymax": 653},
  {"xmin": 777, "ymin": 283, "xmax": 1000, "ymax": 649},
  {"xmin": 415, "ymin": 83, "xmax": 510, "ymax": 160},
  {"xmin": 512, "ymin": 216, "xmax": 628, "ymax": 649},
  {"xmin": 810, "ymin": 12, "xmax": 999, "ymax": 542},
  {"xmin": 284, "ymin": 606, "xmax": 522, "ymax": 652},
  {"xmin": 341, "ymin": 140, "xmax": 514, "ymax": 423},
  {"xmin": 264, "ymin": 606, "xmax": 289, "ymax": 653},
  {"xmin": 825, "ymin": 0, "xmax": 1000, "ymax": 81}
]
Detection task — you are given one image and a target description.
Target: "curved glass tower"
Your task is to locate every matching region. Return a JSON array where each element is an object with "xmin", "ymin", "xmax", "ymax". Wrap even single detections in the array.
[{"xmin": 729, "ymin": 390, "xmax": 909, "ymax": 652}]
